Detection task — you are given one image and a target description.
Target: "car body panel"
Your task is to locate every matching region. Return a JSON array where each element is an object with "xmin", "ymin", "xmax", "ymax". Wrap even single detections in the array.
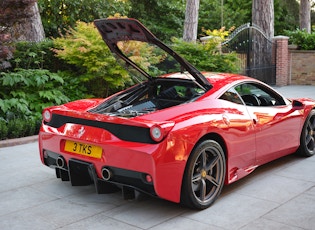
[
  {"xmin": 248, "ymin": 105, "xmax": 303, "ymax": 164},
  {"xmin": 94, "ymin": 18, "xmax": 212, "ymax": 90}
]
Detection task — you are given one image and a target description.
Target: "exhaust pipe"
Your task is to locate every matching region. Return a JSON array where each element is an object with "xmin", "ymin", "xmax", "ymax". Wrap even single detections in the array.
[
  {"xmin": 102, "ymin": 167, "xmax": 112, "ymax": 181},
  {"xmin": 56, "ymin": 156, "xmax": 65, "ymax": 168}
]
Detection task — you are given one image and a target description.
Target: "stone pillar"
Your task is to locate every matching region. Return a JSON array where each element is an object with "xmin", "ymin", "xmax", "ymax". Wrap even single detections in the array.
[{"xmin": 273, "ymin": 36, "xmax": 289, "ymax": 86}]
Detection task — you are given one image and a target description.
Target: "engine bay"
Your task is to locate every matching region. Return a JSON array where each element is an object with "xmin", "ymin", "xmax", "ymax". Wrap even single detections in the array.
[{"xmin": 89, "ymin": 78, "xmax": 205, "ymax": 117}]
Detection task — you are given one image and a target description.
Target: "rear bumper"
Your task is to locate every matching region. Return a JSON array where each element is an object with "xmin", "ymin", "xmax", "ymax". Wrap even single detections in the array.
[
  {"xmin": 38, "ymin": 120, "xmax": 188, "ymax": 203},
  {"xmin": 44, "ymin": 150, "xmax": 156, "ymax": 198}
]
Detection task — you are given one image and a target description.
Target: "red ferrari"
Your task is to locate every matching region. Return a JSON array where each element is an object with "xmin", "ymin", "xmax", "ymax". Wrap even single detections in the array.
[{"xmin": 39, "ymin": 18, "xmax": 315, "ymax": 209}]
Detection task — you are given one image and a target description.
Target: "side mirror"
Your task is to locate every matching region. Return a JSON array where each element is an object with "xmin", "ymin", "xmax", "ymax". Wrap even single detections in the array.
[
  {"xmin": 274, "ymin": 100, "xmax": 304, "ymax": 120},
  {"xmin": 292, "ymin": 100, "xmax": 304, "ymax": 110}
]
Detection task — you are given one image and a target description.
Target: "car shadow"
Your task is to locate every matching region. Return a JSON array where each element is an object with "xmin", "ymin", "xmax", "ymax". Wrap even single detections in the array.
[{"xmin": 220, "ymin": 153, "xmax": 305, "ymax": 197}]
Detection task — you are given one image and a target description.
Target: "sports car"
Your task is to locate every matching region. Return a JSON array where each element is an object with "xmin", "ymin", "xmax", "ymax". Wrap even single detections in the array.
[{"xmin": 38, "ymin": 18, "xmax": 315, "ymax": 209}]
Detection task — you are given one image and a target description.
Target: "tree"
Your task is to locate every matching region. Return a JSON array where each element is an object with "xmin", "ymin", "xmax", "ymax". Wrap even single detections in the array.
[
  {"xmin": 183, "ymin": 0, "xmax": 200, "ymax": 42},
  {"xmin": 251, "ymin": 0, "xmax": 274, "ymax": 80},
  {"xmin": 252, "ymin": 0, "xmax": 274, "ymax": 38},
  {"xmin": 199, "ymin": 0, "xmax": 301, "ymax": 36},
  {"xmin": 128, "ymin": 0, "xmax": 185, "ymax": 42},
  {"xmin": 300, "ymin": 0, "xmax": 311, "ymax": 33},
  {"xmin": 38, "ymin": 0, "xmax": 131, "ymax": 38},
  {"xmin": 275, "ymin": 0, "xmax": 300, "ymax": 34}
]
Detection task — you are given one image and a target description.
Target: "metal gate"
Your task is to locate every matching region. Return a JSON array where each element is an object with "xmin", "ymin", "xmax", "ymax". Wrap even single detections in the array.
[{"xmin": 221, "ymin": 23, "xmax": 276, "ymax": 85}]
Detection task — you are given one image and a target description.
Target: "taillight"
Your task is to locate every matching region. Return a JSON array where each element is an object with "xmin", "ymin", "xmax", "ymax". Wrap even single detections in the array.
[
  {"xmin": 42, "ymin": 109, "xmax": 52, "ymax": 122},
  {"xmin": 150, "ymin": 125, "xmax": 163, "ymax": 142},
  {"xmin": 149, "ymin": 122, "xmax": 175, "ymax": 143}
]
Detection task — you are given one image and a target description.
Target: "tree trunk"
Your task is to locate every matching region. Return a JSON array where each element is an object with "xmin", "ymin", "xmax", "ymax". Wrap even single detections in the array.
[
  {"xmin": 252, "ymin": 0, "xmax": 274, "ymax": 38},
  {"xmin": 300, "ymin": 0, "xmax": 311, "ymax": 33},
  {"xmin": 9, "ymin": 2, "xmax": 45, "ymax": 42},
  {"xmin": 251, "ymin": 0, "xmax": 274, "ymax": 81},
  {"xmin": 0, "ymin": 0, "xmax": 45, "ymax": 69},
  {"xmin": 183, "ymin": 0, "xmax": 200, "ymax": 42}
]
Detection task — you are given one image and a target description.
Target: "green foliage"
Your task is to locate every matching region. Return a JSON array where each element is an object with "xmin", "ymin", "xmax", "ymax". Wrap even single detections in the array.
[
  {"xmin": 38, "ymin": 0, "xmax": 303, "ymax": 43},
  {"xmin": 274, "ymin": 0, "xmax": 299, "ymax": 35},
  {"xmin": 53, "ymin": 21, "xmax": 130, "ymax": 97},
  {"xmin": 56, "ymin": 71, "xmax": 90, "ymax": 100},
  {"xmin": 38, "ymin": 0, "xmax": 131, "ymax": 38},
  {"xmin": 38, "ymin": 0, "xmax": 184, "ymax": 42},
  {"xmin": 0, "ymin": 69, "xmax": 70, "ymax": 119},
  {"xmin": 199, "ymin": 0, "xmax": 251, "ymax": 33},
  {"xmin": 11, "ymin": 39, "xmax": 74, "ymax": 73},
  {"xmin": 0, "ymin": 118, "xmax": 8, "ymax": 140},
  {"xmin": 8, "ymin": 39, "xmax": 88, "ymax": 101},
  {"xmin": 284, "ymin": 29, "xmax": 315, "ymax": 50},
  {"xmin": 199, "ymin": 0, "xmax": 300, "ymax": 36},
  {"xmin": 6, "ymin": 118, "xmax": 27, "ymax": 139},
  {"xmin": 0, "ymin": 68, "xmax": 74, "ymax": 139},
  {"xmin": 171, "ymin": 38, "xmax": 239, "ymax": 73},
  {"xmin": 0, "ymin": 50, "xmax": 85, "ymax": 140},
  {"xmin": 53, "ymin": 20, "xmax": 240, "ymax": 99},
  {"xmin": 0, "ymin": 117, "xmax": 39, "ymax": 140},
  {"xmin": 128, "ymin": 0, "xmax": 185, "ymax": 42}
]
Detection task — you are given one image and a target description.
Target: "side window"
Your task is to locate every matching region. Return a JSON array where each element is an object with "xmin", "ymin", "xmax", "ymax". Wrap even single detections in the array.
[
  {"xmin": 220, "ymin": 88, "xmax": 243, "ymax": 105},
  {"xmin": 235, "ymin": 83, "xmax": 286, "ymax": 106}
]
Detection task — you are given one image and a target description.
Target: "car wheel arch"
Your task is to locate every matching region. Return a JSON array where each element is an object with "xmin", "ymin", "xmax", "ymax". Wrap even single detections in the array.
[
  {"xmin": 297, "ymin": 108, "xmax": 315, "ymax": 157},
  {"xmin": 184, "ymin": 132, "xmax": 228, "ymax": 172},
  {"xmin": 180, "ymin": 133, "xmax": 227, "ymax": 209},
  {"xmin": 197, "ymin": 133, "xmax": 227, "ymax": 158}
]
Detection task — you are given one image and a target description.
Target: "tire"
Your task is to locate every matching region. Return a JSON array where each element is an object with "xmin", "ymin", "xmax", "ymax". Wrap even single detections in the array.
[
  {"xmin": 298, "ymin": 110, "xmax": 315, "ymax": 157},
  {"xmin": 181, "ymin": 140, "xmax": 226, "ymax": 209}
]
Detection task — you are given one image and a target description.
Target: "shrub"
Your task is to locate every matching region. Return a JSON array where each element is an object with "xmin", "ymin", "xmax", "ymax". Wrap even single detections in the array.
[
  {"xmin": 284, "ymin": 29, "xmax": 315, "ymax": 50},
  {"xmin": 10, "ymin": 39, "xmax": 75, "ymax": 73},
  {"xmin": 53, "ymin": 21, "xmax": 240, "ymax": 99},
  {"xmin": 0, "ymin": 69, "xmax": 75, "ymax": 139},
  {"xmin": 7, "ymin": 118, "xmax": 26, "ymax": 139},
  {"xmin": 56, "ymin": 70, "xmax": 90, "ymax": 100},
  {"xmin": 171, "ymin": 38, "xmax": 239, "ymax": 73},
  {"xmin": 1, "ymin": 117, "xmax": 38, "ymax": 140},
  {"xmin": 0, "ymin": 69, "xmax": 70, "ymax": 119},
  {"xmin": 0, "ymin": 118, "xmax": 8, "ymax": 140},
  {"xmin": 53, "ymin": 21, "xmax": 130, "ymax": 97},
  {"xmin": 7, "ymin": 40, "xmax": 88, "ymax": 101}
]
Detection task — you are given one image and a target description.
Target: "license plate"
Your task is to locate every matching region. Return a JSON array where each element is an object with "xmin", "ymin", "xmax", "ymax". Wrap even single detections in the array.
[{"xmin": 64, "ymin": 140, "xmax": 102, "ymax": 159}]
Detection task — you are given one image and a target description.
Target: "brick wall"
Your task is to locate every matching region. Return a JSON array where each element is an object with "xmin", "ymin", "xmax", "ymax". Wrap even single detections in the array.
[{"xmin": 289, "ymin": 49, "xmax": 315, "ymax": 85}]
